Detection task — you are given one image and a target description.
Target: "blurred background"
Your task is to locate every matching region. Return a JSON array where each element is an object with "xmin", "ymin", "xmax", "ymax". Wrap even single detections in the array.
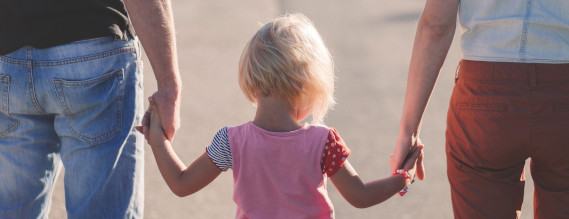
[{"xmin": 50, "ymin": 0, "xmax": 535, "ymax": 218}]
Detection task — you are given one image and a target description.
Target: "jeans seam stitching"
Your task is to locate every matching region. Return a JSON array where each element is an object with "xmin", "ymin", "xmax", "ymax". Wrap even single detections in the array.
[
  {"xmin": 55, "ymin": 69, "xmax": 124, "ymax": 144},
  {"xmin": 0, "ymin": 76, "xmax": 18, "ymax": 137},
  {"xmin": 35, "ymin": 47, "xmax": 136, "ymax": 67},
  {"xmin": 68, "ymin": 116, "xmax": 122, "ymax": 143},
  {"xmin": 0, "ymin": 76, "xmax": 8, "ymax": 112},
  {"xmin": 52, "ymin": 70, "xmax": 123, "ymax": 86},
  {"xmin": 0, "ymin": 120, "xmax": 19, "ymax": 137},
  {"xmin": 0, "ymin": 56, "xmax": 28, "ymax": 65},
  {"xmin": 0, "ymin": 47, "xmax": 136, "ymax": 66},
  {"xmin": 53, "ymin": 80, "xmax": 72, "ymax": 115},
  {"xmin": 26, "ymin": 48, "xmax": 47, "ymax": 114}
]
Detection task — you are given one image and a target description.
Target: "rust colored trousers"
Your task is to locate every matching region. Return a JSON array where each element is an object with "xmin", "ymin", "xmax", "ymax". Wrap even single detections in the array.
[{"xmin": 446, "ymin": 60, "xmax": 569, "ymax": 219}]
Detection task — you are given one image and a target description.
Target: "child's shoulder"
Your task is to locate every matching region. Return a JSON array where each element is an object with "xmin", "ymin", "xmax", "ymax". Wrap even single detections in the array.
[
  {"xmin": 305, "ymin": 123, "xmax": 331, "ymax": 132},
  {"xmin": 220, "ymin": 121, "xmax": 252, "ymax": 132},
  {"xmin": 306, "ymin": 123, "xmax": 340, "ymax": 134},
  {"xmin": 222, "ymin": 121, "xmax": 259, "ymax": 137},
  {"xmin": 305, "ymin": 123, "xmax": 343, "ymax": 139}
]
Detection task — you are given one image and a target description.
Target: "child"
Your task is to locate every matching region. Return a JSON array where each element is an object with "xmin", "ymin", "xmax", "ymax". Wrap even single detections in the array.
[{"xmin": 139, "ymin": 13, "xmax": 423, "ymax": 218}]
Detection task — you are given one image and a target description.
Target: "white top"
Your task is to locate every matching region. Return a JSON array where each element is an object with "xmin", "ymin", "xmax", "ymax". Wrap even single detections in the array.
[{"xmin": 459, "ymin": 0, "xmax": 569, "ymax": 63}]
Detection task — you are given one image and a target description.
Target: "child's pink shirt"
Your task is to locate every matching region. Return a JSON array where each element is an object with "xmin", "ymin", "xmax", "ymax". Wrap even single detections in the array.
[{"xmin": 228, "ymin": 122, "xmax": 335, "ymax": 219}]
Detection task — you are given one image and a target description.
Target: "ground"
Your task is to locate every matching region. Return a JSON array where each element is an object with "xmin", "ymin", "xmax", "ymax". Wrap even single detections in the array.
[{"xmin": 49, "ymin": 1, "xmax": 535, "ymax": 218}]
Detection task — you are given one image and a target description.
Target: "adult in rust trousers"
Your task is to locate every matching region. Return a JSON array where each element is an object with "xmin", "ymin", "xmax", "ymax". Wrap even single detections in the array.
[{"xmin": 390, "ymin": 0, "xmax": 569, "ymax": 218}]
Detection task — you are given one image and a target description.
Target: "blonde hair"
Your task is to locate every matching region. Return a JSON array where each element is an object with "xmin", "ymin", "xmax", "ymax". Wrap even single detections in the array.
[{"xmin": 238, "ymin": 13, "xmax": 335, "ymax": 124}]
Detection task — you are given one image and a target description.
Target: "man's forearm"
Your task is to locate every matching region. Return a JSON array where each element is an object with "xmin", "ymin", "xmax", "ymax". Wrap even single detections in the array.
[
  {"xmin": 125, "ymin": 0, "xmax": 182, "ymax": 140},
  {"xmin": 124, "ymin": 0, "xmax": 181, "ymax": 92}
]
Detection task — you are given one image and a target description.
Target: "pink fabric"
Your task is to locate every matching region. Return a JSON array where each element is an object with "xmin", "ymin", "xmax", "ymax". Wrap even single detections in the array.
[{"xmin": 228, "ymin": 122, "xmax": 334, "ymax": 219}]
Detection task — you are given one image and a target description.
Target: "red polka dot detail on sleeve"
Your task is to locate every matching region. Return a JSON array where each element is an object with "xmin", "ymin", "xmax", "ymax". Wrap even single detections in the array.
[{"xmin": 320, "ymin": 128, "xmax": 351, "ymax": 177}]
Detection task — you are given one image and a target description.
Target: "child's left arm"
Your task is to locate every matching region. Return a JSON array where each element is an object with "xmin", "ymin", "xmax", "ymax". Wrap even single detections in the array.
[
  {"xmin": 141, "ymin": 99, "xmax": 222, "ymax": 197},
  {"xmin": 329, "ymin": 145, "xmax": 423, "ymax": 208}
]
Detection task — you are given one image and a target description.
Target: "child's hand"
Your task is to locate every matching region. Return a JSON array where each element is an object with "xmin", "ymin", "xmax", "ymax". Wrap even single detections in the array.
[
  {"xmin": 135, "ymin": 97, "xmax": 169, "ymax": 146},
  {"xmin": 401, "ymin": 144, "xmax": 424, "ymax": 183}
]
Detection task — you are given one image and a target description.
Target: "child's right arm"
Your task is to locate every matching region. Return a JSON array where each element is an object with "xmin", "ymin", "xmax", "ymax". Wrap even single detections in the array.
[
  {"xmin": 329, "ymin": 145, "xmax": 423, "ymax": 208},
  {"xmin": 144, "ymin": 100, "xmax": 222, "ymax": 197}
]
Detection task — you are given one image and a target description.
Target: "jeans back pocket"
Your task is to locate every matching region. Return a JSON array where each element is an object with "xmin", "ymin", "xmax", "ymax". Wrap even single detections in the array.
[
  {"xmin": 0, "ymin": 75, "xmax": 18, "ymax": 136},
  {"xmin": 53, "ymin": 69, "xmax": 124, "ymax": 143}
]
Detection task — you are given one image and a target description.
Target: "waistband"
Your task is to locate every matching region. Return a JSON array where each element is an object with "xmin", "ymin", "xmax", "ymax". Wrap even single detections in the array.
[
  {"xmin": 0, "ymin": 37, "xmax": 138, "ymax": 66},
  {"xmin": 458, "ymin": 60, "xmax": 569, "ymax": 82}
]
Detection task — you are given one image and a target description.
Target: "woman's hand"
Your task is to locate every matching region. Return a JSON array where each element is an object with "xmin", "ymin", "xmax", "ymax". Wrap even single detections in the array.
[
  {"xmin": 400, "ymin": 143, "xmax": 424, "ymax": 182},
  {"xmin": 391, "ymin": 135, "xmax": 425, "ymax": 180}
]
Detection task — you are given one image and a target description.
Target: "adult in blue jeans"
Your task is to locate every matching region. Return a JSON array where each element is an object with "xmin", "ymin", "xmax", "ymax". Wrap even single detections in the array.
[{"xmin": 0, "ymin": 0, "xmax": 181, "ymax": 218}]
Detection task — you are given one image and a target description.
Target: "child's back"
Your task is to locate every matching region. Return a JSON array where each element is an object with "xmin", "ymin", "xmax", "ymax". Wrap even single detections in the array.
[
  {"xmin": 139, "ymin": 13, "xmax": 423, "ymax": 219},
  {"xmin": 208, "ymin": 122, "xmax": 349, "ymax": 218}
]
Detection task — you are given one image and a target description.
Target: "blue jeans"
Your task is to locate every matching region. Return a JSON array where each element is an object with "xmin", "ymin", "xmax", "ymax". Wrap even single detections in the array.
[{"xmin": 0, "ymin": 37, "xmax": 144, "ymax": 218}]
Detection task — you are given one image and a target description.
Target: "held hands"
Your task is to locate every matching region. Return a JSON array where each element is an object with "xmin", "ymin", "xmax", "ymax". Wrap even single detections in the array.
[
  {"xmin": 135, "ymin": 97, "xmax": 169, "ymax": 146},
  {"xmin": 399, "ymin": 144, "xmax": 424, "ymax": 182},
  {"xmin": 140, "ymin": 90, "xmax": 181, "ymax": 142},
  {"xmin": 391, "ymin": 135, "xmax": 425, "ymax": 180}
]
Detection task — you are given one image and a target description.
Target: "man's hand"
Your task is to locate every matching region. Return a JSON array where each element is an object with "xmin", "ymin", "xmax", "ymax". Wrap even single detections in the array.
[
  {"xmin": 152, "ymin": 90, "xmax": 180, "ymax": 141},
  {"xmin": 147, "ymin": 97, "xmax": 169, "ymax": 146},
  {"xmin": 141, "ymin": 90, "xmax": 180, "ymax": 141}
]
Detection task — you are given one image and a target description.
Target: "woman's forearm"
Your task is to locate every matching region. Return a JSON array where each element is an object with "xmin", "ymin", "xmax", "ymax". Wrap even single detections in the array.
[
  {"xmin": 399, "ymin": 8, "xmax": 457, "ymax": 138},
  {"xmin": 391, "ymin": 0, "xmax": 459, "ymax": 174}
]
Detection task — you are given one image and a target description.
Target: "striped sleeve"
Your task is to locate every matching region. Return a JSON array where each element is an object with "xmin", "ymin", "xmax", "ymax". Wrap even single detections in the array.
[{"xmin": 206, "ymin": 127, "xmax": 232, "ymax": 171}]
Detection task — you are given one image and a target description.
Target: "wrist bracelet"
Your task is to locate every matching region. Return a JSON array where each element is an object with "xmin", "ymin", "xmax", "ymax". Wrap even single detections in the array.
[{"xmin": 392, "ymin": 169, "xmax": 411, "ymax": 196}]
